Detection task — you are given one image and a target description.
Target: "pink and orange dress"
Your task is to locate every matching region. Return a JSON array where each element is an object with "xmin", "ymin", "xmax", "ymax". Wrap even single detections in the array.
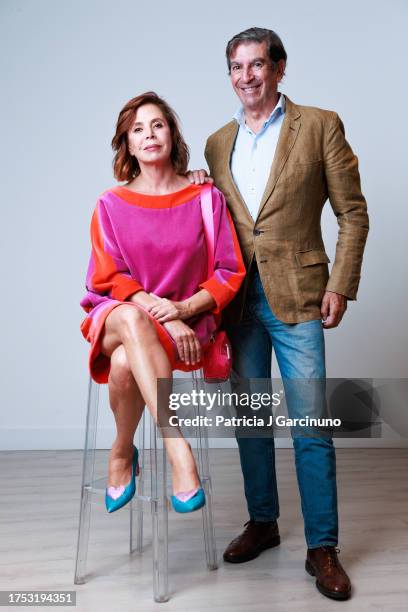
[{"xmin": 80, "ymin": 183, "xmax": 245, "ymax": 383}]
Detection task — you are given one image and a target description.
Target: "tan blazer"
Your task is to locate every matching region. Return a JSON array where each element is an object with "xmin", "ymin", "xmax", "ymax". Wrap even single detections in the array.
[{"xmin": 205, "ymin": 95, "xmax": 369, "ymax": 325}]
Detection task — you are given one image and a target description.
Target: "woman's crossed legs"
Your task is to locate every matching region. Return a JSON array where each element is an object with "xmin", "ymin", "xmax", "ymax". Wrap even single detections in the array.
[{"xmin": 100, "ymin": 304, "xmax": 200, "ymax": 496}]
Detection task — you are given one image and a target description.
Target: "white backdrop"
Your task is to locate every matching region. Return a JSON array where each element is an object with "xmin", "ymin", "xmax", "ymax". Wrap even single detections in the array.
[{"xmin": 1, "ymin": 0, "xmax": 407, "ymax": 449}]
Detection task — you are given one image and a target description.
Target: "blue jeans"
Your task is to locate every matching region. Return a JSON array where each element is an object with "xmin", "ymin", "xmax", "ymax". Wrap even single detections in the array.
[{"xmin": 226, "ymin": 269, "xmax": 338, "ymax": 549}]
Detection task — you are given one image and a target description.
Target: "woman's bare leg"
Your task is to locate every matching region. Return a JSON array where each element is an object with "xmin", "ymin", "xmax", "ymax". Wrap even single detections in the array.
[
  {"xmin": 101, "ymin": 304, "xmax": 200, "ymax": 493},
  {"xmin": 107, "ymin": 345, "xmax": 144, "ymax": 488}
]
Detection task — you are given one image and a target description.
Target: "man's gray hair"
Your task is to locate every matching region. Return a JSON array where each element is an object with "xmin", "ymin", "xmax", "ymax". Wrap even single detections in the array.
[{"xmin": 226, "ymin": 27, "xmax": 287, "ymax": 74}]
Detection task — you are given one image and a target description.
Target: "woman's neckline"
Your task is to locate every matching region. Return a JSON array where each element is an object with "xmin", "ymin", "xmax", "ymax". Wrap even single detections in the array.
[
  {"xmin": 110, "ymin": 182, "xmax": 204, "ymax": 208},
  {"xmin": 118, "ymin": 182, "xmax": 194, "ymax": 197}
]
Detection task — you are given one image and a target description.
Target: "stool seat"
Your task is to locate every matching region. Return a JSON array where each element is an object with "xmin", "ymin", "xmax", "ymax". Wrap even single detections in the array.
[{"xmin": 74, "ymin": 369, "xmax": 218, "ymax": 602}]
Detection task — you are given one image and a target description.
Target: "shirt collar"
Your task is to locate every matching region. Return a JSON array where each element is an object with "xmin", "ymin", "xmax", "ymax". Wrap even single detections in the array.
[{"xmin": 234, "ymin": 92, "xmax": 286, "ymax": 132}]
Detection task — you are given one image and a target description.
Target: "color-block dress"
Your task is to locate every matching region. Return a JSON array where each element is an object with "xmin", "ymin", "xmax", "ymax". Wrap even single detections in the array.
[{"xmin": 80, "ymin": 183, "xmax": 245, "ymax": 383}]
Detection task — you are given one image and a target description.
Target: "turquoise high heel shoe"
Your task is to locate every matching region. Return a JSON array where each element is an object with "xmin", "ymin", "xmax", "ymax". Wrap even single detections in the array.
[
  {"xmin": 105, "ymin": 445, "xmax": 139, "ymax": 513},
  {"xmin": 171, "ymin": 487, "xmax": 206, "ymax": 513}
]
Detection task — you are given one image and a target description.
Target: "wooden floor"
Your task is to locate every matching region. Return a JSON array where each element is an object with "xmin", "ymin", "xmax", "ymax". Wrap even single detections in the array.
[{"xmin": 0, "ymin": 448, "xmax": 407, "ymax": 611}]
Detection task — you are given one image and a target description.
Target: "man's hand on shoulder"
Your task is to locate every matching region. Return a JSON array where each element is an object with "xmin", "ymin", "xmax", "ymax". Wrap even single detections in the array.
[
  {"xmin": 321, "ymin": 291, "xmax": 348, "ymax": 329},
  {"xmin": 186, "ymin": 169, "xmax": 214, "ymax": 185}
]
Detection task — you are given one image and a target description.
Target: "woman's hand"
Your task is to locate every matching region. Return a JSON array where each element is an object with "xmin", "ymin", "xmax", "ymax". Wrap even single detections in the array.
[
  {"xmin": 147, "ymin": 295, "xmax": 192, "ymax": 322},
  {"xmin": 163, "ymin": 320, "xmax": 202, "ymax": 365}
]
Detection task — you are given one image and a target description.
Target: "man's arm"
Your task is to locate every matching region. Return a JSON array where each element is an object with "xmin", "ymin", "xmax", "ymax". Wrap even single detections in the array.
[{"xmin": 324, "ymin": 112, "xmax": 369, "ymax": 300}]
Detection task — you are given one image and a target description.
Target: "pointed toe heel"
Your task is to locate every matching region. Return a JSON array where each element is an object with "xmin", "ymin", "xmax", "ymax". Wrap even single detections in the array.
[
  {"xmin": 105, "ymin": 445, "xmax": 139, "ymax": 514},
  {"xmin": 171, "ymin": 487, "xmax": 206, "ymax": 513}
]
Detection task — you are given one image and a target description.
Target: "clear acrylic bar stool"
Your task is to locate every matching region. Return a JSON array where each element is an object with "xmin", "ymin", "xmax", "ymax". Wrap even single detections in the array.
[{"xmin": 74, "ymin": 369, "xmax": 218, "ymax": 602}]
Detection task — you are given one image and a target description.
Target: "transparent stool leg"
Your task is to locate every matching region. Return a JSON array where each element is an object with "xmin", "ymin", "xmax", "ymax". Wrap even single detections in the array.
[
  {"xmin": 151, "ymin": 414, "xmax": 169, "ymax": 602},
  {"xmin": 74, "ymin": 378, "xmax": 100, "ymax": 584},
  {"xmin": 192, "ymin": 369, "xmax": 218, "ymax": 570},
  {"xmin": 130, "ymin": 409, "xmax": 146, "ymax": 554}
]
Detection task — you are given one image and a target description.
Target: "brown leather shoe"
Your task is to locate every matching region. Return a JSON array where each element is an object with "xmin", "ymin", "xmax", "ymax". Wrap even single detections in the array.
[
  {"xmin": 223, "ymin": 520, "xmax": 280, "ymax": 563},
  {"xmin": 306, "ymin": 546, "xmax": 351, "ymax": 600}
]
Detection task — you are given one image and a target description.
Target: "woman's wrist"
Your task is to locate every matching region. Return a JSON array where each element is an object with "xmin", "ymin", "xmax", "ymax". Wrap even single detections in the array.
[
  {"xmin": 179, "ymin": 292, "xmax": 216, "ymax": 318},
  {"xmin": 129, "ymin": 291, "xmax": 158, "ymax": 308},
  {"xmin": 178, "ymin": 299, "xmax": 194, "ymax": 319}
]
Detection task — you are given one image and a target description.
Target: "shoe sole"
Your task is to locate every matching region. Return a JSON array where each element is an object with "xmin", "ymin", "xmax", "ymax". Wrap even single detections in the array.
[
  {"xmin": 305, "ymin": 560, "xmax": 351, "ymax": 600},
  {"xmin": 223, "ymin": 535, "xmax": 281, "ymax": 564}
]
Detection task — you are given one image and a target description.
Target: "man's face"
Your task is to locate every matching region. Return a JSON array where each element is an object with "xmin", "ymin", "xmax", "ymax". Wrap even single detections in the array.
[{"xmin": 229, "ymin": 41, "xmax": 284, "ymax": 112}]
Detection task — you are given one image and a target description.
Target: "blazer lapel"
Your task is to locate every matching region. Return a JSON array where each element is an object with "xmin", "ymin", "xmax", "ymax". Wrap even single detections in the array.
[{"xmin": 256, "ymin": 95, "xmax": 301, "ymax": 220}]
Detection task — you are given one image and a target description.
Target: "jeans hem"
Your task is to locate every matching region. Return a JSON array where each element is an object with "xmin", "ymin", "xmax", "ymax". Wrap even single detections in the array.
[
  {"xmin": 306, "ymin": 541, "xmax": 338, "ymax": 550},
  {"xmin": 250, "ymin": 514, "xmax": 280, "ymax": 523}
]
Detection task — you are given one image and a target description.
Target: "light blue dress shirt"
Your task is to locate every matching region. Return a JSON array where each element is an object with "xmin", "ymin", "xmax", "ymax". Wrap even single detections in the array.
[{"xmin": 230, "ymin": 93, "xmax": 286, "ymax": 220}]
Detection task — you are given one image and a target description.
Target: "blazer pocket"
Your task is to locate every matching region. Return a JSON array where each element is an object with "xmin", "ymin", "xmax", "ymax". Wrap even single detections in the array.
[
  {"xmin": 279, "ymin": 160, "xmax": 323, "ymax": 188},
  {"xmin": 295, "ymin": 249, "xmax": 330, "ymax": 267},
  {"xmin": 293, "ymin": 159, "xmax": 323, "ymax": 166}
]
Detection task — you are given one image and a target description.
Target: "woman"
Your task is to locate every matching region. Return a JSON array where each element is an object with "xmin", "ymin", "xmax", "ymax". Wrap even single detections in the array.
[{"xmin": 80, "ymin": 91, "xmax": 245, "ymax": 514}]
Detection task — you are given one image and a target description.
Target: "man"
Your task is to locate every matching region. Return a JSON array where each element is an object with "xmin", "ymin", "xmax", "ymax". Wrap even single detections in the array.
[{"xmin": 190, "ymin": 27, "xmax": 369, "ymax": 600}]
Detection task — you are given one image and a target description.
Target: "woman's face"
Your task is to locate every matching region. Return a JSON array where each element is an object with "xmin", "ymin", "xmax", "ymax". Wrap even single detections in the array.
[{"xmin": 127, "ymin": 103, "xmax": 173, "ymax": 168}]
